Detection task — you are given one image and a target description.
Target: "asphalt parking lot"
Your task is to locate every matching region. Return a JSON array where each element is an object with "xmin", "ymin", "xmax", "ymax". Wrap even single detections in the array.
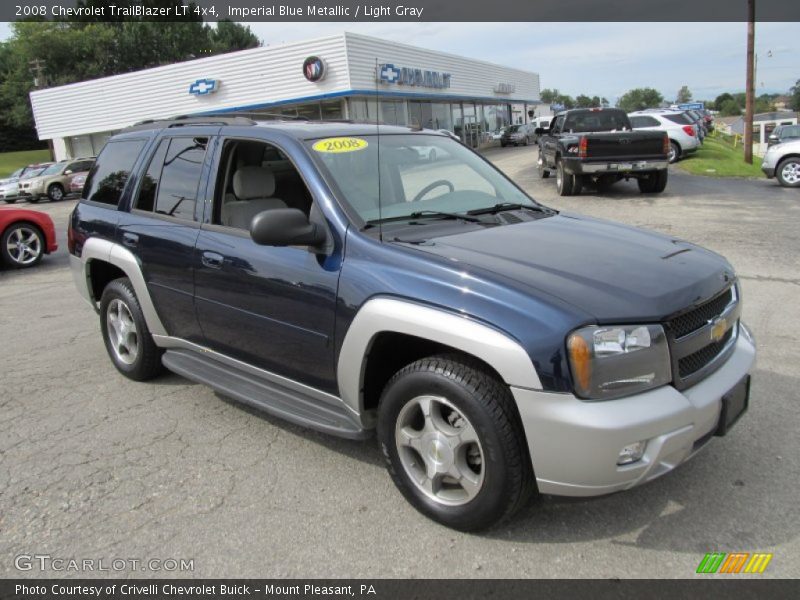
[{"xmin": 1, "ymin": 145, "xmax": 799, "ymax": 579}]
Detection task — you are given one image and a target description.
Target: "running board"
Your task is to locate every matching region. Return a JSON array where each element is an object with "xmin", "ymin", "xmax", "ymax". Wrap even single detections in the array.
[{"xmin": 161, "ymin": 349, "xmax": 369, "ymax": 440}]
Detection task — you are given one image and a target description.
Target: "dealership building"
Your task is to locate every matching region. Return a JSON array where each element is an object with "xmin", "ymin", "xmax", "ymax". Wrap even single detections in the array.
[{"xmin": 29, "ymin": 32, "xmax": 541, "ymax": 161}]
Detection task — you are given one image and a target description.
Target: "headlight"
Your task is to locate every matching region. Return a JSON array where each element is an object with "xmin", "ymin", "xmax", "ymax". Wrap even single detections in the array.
[{"xmin": 567, "ymin": 324, "xmax": 671, "ymax": 400}]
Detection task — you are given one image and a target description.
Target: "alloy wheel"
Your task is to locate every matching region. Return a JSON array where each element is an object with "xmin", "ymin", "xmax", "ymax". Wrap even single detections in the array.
[
  {"xmin": 106, "ymin": 298, "xmax": 140, "ymax": 365},
  {"xmin": 5, "ymin": 226, "xmax": 42, "ymax": 266}
]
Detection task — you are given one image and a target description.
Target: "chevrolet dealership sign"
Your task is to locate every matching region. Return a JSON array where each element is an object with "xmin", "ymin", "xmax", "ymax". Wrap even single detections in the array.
[{"xmin": 378, "ymin": 63, "xmax": 451, "ymax": 89}]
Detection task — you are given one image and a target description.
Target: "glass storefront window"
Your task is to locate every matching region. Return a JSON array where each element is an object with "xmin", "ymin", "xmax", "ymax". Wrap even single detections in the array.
[
  {"xmin": 321, "ymin": 100, "xmax": 344, "ymax": 120},
  {"xmin": 431, "ymin": 103, "xmax": 453, "ymax": 132},
  {"xmin": 348, "ymin": 98, "xmax": 378, "ymax": 123},
  {"xmin": 380, "ymin": 100, "xmax": 408, "ymax": 126}
]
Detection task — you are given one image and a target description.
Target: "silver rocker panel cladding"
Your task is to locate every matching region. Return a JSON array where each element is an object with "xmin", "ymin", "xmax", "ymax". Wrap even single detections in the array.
[
  {"xmin": 337, "ymin": 297, "xmax": 542, "ymax": 423},
  {"xmin": 73, "ymin": 237, "xmax": 168, "ymax": 337}
]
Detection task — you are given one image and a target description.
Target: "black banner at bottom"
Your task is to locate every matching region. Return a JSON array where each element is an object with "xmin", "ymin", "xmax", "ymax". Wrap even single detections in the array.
[{"xmin": 1, "ymin": 580, "xmax": 799, "ymax": 600}]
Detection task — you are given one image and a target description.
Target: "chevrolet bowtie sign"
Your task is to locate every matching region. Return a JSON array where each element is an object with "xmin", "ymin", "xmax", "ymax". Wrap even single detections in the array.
[
  {"xmin": 189, "ymin": 79, "xmax": 219, "ymax": 96},
  {"xmin": 377, "ymin": 64, "xmax": 451, "ymax": 89}
]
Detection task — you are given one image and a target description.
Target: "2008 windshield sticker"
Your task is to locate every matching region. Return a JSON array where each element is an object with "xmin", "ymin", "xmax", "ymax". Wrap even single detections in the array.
[{"xmin": 312, "ymin": 137, "xmax": 369, "ymax": 153}]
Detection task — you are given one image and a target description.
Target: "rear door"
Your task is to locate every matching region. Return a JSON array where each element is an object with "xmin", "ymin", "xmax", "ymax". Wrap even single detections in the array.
[{"xmin": 117, "ymin": 128, "xmax": 217, "ymax": 343}]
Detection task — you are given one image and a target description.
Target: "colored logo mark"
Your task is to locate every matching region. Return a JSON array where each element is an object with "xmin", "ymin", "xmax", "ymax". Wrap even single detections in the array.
[
  {"xmin": 696, "ymin": 552, "xmax": 773, "ymax": 574},
  {"xmin": 189, "ymin": 79, "xmax": 218, "ymax": 95},
  {"xmin": 303, "ymin": 56, "xmax": 326, "ymax": 82}
]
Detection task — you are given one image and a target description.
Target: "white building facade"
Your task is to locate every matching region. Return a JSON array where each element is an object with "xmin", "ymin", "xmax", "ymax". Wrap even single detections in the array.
[{"xmin": 29, "ymin": 32, "xmax": 540, "ymax": 160}]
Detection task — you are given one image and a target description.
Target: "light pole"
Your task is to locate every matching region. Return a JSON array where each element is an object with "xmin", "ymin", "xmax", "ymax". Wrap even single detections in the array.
[{"xmin": 744, "ymin": 0, "xmax": 755, "ymax": 164}]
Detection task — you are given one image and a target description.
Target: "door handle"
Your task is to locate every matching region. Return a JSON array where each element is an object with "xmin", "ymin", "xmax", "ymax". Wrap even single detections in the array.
[
  {"xmin": 201, "ymin": 251, "xmax": 224, "ymax": 269},
  {"xmin": 122, "ymin": 232, "xmax": 139, "ymax": 247}
]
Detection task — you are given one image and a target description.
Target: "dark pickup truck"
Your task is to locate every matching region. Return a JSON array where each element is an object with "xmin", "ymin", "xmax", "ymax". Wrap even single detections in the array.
[{"xmin": 536, "ymin": 108, "xmax": 670, "ymax": 196}]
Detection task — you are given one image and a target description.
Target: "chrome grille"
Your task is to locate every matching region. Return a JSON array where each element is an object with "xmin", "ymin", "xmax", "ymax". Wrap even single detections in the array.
[{"xmin": 667, "ymin": 284, "xmax": 740, "ymax": 390}]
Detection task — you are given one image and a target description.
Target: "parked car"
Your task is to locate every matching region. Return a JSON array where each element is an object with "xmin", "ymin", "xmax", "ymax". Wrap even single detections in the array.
[
  {"xmin": 761, "ymin": 139, "xmax": 800, "ymax": 187},
  {"xmin": 69, "ymin": 115, "xmax": 754, "ymax": 530},
  {"xmin": 69, "ymin": 171, "xmax": 89, "ymax": 195},
  {"xmin": 18, "ymin": 157, "xmax": 95, "ymax": 202},
  {"xmin": 767, "ymin": 124, "xmax": 800, "ymax": 147},
  {"xmin": 684, "ymin": 110, "xmax": 707, "ymax": 141},
  {"xmin": 536, "ymin": 108, "xmax": 670, "ymax": 195},
  {"xmin": 0, "ymin": 205, "xmax": 58, "ymax": 267},
  {"xmin": 501, "ymin": 124, "xmax": 536, "ymax": 147},
  {"xmin": 4, "ymin": 166, "xmax": 51, "ymax": 204},
  {"xmin": 629, "ymin": 110, "xmax": 700, "ymax": 163}
]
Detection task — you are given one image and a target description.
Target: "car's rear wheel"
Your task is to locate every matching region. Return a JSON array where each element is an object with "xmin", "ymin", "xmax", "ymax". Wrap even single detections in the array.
[
  {"xmin": 776, "ymin": 157, "xmax": 800, "ymax": 187},
  {"xmin": 556, "ymin": 160, "xmax": 581, "ymax": 196},
  {"xmin": 3, "ymin": 199, "xmax": 17, "ymax": 204},
  {"xmin": 47, "ymin": 183, "xmax": 65, "ymax": 202},
  {"xmin": 377, "ymin": 354, "xmax": 535, "ymax": 531},
  {"xmin": 1, "ymin": 223, "xmax": 44, "ymax": 268},
  {"xmin": 668, "ymin": 141, "xmax": 681, "ymax": 164},
  {"xmin": 100, "ymin": 278, "xmax": 164, "ymax": 381},
  {"xmin": 637, "ymin": 169, "xmax": 669, "ymax": 193}
]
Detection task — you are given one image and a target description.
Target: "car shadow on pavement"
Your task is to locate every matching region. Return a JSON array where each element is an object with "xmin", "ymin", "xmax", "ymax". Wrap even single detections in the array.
[{"xmin": 481, "ymin": 368, "xmax": 799, "ymax": 553}]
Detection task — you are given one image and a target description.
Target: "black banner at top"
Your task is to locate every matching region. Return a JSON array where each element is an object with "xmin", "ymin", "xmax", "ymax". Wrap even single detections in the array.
[{"xmin": 4, "ymin": 0, "xmax": 800, "ymax": 22}]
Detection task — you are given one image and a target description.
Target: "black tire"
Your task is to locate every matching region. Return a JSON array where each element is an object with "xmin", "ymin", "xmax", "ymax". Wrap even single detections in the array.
[
  {"xmin": 0, "ymin": 222, "xmax": 45, "ymax": 268},
  {"xmin": 4, "ymin": 198, "xmax": 17, "ymax": 204},
  {"xmin": 47, "ymin": 183, "xmax": 65, "ymax": 202},
  {"xmin": 637, "ymin": 169, "xmax": 669, "ymax": 193},
  {"xmin": 377, "ymin": 354, "xmax": 535, "ymax": 531},
  {"xmin": 668, "ymin": 141, "xmax": 681, "ymax": 164},
  {"xmin": 500, "ymin": 141, "xmax": 507, "ymax": 148},
  {"xmin": 99, "ymin": 278, "xmax": 164, "ymax": 381},
  {"xmin": 556, "ymin": 160, "xmax": 577, "ymax": 196},
  {"xmin": 775, "ymin": 157, "xmax": 800, "ymax": 188},
  {"xmin": 537, "ymin": 153, "xmax": 550, "ymax": 179}
]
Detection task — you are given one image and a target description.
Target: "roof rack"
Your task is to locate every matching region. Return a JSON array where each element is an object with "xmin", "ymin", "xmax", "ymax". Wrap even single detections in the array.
[{"xmin": 127, "ymin": 115, "xmax": 257, "ymax": 131}]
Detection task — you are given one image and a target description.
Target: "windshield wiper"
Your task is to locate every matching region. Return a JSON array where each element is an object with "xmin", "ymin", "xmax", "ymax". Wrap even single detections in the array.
[
  {"xmin": 466, "ymin": 202, "xmax": 555, "ymax": 216},
  {"xmin": 365, "ymin": 210, "xmax": 481, "ymax": 227}
]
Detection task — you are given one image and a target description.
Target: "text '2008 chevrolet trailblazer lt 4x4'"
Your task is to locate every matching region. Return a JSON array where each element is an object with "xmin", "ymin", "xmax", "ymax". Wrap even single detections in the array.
[{"xmin": 70, "ymin": 115, "xmax": 754, "ymax": 531}]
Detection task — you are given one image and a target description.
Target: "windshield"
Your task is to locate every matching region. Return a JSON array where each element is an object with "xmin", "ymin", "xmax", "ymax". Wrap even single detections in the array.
[
  {"xmin": 41, "ymin": 162, "xmax": 65, "ymax": 176},
  {"xmin": 306, "ymin": 134, "xmax": 537, "ymax": 223},
  {"xmin": 21, "ymin": 168, "xmax": 46, "ymax": 179},
  {"xmin": 505, "ymin": 125, "xmax": 520, "ymax": 133}
]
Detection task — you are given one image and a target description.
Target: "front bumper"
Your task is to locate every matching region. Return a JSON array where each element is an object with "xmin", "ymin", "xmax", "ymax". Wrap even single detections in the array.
[
  {"xmin": 761, "ymin": 166, "xmax": 775, "ymax": 178},
  {"xmin": 512, "ymin": 326, "xmax": 755, "ymax": 497},
  {"xmin": 568, "ymin": 160, "xmax": 669, "ymax": 175}
]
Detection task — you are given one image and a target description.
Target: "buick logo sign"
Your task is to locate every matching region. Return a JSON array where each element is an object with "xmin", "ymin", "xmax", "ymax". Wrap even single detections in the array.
[{"xmin": 303, "ymin": 56, "xmax": 326, "ymax": 82}]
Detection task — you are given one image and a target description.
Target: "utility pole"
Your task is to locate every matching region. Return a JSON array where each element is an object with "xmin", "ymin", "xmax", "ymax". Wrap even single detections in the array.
[
  {"xmin": 29, "ymin": 59, "xmax": 47, "ymax": 88},
  {"xmin": 744, "ymin": 0, "xmax": 755, "ymax": 164}
]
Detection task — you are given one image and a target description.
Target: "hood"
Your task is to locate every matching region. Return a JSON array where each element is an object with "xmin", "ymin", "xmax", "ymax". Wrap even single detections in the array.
[{"xmin": 400, "ymin": 213, "xmax": 734, "ymax": 323}]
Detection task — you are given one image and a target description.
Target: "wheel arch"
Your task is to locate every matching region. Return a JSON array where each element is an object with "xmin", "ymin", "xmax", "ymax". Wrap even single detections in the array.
[
  {"xmin": 337, "ymin": 297, "xmax": 542, "ymax": 427},
  {"xmin": 72, "ymin": 237, "xmax": 167, "ymax": 336}
]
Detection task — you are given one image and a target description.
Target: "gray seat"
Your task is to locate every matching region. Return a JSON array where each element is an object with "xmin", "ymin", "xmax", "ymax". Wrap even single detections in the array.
[{"xmin": 223, "ymin": 166, "xmax": 287, "ymax": 229}]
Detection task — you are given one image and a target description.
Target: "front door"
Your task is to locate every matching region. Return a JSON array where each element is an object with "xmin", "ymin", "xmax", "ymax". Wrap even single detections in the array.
[{"xmin": 192, "ymin": 137, "xmax": 341, "ymax": 394}]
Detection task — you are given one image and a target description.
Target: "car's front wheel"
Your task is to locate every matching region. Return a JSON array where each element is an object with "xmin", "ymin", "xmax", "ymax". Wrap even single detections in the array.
[
  {"xmin": 537, "ymin": 153, "xmax": 550, "ymax": 178},
  {"xmin": 47, "ymin": 183, "xmax": 65, "ymax": 201},
  {"xmin": 377, "ymin": 354, "xmax": 535, "ymax": 531},
  {"xmin": 776, "ymin": 157, "xmax": 800, "ymax": 187},
  {"xmin": 1, "ymin": 222, "xmax": 44, "ymax": 268},
  {"xmin": 100, "ymin": 278, "xmax": 164, "ymax": 381}
]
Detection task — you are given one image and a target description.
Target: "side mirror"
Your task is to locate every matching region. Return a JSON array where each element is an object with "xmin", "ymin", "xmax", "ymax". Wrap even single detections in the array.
[
  {"xmin": 534, "ymin": 128, "xmax": 546, "ymax": 136},
  {"xmin": 250, "ymin": 208, "xmax": 327, "ymax": 248},
  {"xmin": 64, "ymin": 169, "xmax": 73, "ymax": 175}
]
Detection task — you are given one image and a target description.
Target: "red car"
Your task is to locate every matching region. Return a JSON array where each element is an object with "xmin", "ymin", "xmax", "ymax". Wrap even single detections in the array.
[{"xmin": 0, "ymin": 206, "xmax": 58, "ymax": 268}]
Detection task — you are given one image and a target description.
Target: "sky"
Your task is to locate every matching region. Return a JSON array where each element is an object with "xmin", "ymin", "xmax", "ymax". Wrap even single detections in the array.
[{"xmin": 0, "ymin": 21, "xmax": 797, "ymax": 103}]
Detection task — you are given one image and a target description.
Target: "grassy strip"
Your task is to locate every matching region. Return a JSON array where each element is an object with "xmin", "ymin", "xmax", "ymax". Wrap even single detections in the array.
[
  {"xmin": 0, "ymin": 149, "xmax": 52, "ymax": 178},
  {"xmin": 675, "ymin": 137, "xmax": 764, "ymax": 178}
]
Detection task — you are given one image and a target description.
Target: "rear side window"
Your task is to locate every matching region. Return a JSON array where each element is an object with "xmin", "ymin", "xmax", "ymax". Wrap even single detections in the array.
[
  {"xmin": 630, "ymin": 116, "xmax": 660, "ymax": 128},
  {"xmin": 84, "ymin": 139, "xmax": 146, "ymax": 205},
  {"xmin": 665, "ymin": 114, "xmax": 692, "ymax": 125},
  {"xmin": 153, "ymin": 137, "xmax": 208, "ymax": 220}
]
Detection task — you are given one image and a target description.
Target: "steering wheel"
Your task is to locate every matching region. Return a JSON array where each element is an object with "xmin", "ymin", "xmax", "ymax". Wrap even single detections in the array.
[{"xmin": 412, "ymin": 180, "xmax": 455, "ymax": 203}]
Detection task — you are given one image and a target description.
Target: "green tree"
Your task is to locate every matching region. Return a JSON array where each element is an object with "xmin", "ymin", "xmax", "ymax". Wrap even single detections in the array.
[
  {"xmin": 540, "ymin": 88, "xmax": 558, "ymax": 104},
  {"xmin": 719, "ymin": 99, "xmax": 742, "ymax": 116},
  {"xmin": 616, "ymin": 88, "xmax": 665, "ymax": 112},
  {"xmin": 791, "ymin": 80, "xmax": 800, "ymax": 111},
  {"xmin": 575, "ymin": 94, "xmax": 592, "ymax": 108},
  {"xmin": 714, "ymin": 92, "xmax": 735, "ymax": 111},
  {"xmin": 676, "ymin": 85, "xmax": 692, "ymax": 103}
]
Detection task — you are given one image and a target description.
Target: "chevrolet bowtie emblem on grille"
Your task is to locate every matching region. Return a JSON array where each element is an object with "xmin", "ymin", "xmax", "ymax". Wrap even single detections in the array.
[{"xmin": 710, "ymin": 317, "xmax": 728, "ymax": 343}]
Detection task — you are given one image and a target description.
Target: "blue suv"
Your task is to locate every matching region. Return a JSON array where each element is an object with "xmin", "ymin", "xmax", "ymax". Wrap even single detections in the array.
[{"xmin": 69, "ymin": 115, "xmax": 755, "ymax": 530}]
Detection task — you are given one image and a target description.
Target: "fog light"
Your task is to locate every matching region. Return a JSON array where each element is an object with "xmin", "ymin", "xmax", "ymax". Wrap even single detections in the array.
[{"xmin": 617, "ymin": 441, "xmax": 647, "ymax": 466}]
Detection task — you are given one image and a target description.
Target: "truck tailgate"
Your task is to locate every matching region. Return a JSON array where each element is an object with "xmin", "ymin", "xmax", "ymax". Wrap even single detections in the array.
[{"xmin": 586, "ymin": 132, "xmax": 665, "ymax": 159}]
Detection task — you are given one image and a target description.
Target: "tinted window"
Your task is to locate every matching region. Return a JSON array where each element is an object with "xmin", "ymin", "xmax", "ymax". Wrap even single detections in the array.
[
  {"xmin": 563, "ymin": 110, "xmax": 630, "ymax": 133},
  {"xmin": 134, "ymin": 139, "xmax": 169, "ymax": 212},
  {"xmin": 153, "ymin": 137, "xmax": 207, "ymax": 220},
  {"xmin": 84, "ymin": 139, "xmax": 146, "ymax": 205},
  {"xmin": 665, "ymin": 113, "xmax": 692, "ymax": 125},
  {"xmin": 41, "ymin": 162, "xmax": 66, "ymax": 176},
  {"xmin": 630, "ymin": 116, "xmax": 660, "ymax": 128},
  {"xmin": 781, "ymin": 125, "xmax": 800, "ymax": 139}
]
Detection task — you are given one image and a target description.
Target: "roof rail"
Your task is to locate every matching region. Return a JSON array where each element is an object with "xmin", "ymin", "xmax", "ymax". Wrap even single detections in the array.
[{"xmin": 127, "ymin": 115, "xmax": 257, "ymax": 131}]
